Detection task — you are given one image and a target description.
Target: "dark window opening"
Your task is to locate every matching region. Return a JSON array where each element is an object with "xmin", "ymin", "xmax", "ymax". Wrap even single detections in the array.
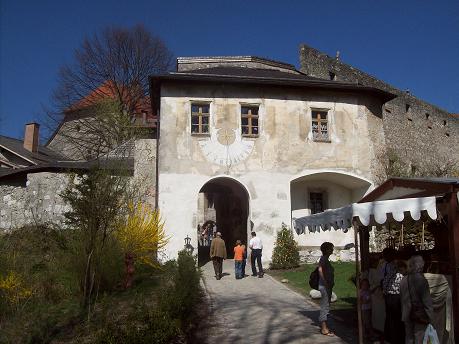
[
  {"xmin": 407, "ymin": 118, "xmax": 413, "ymax": 122},
  {"xmin": 310, "ymin": 192, "xmax": 325, "ymax": 214},
  {"xmin": 445, "ymin": 133, "xmax": 450, "ymax": 137},
  {"xmin": 329, "ymin": 72, "xmax": 336, "ymax": 81},
  {"xmin": 425, "ymin": 113, "xmax": 430, "ymax": 120},
  {"xmin": 428, "ymin": 125, "xmax": 432, "ymax": 130},
  {"xmin": 241, "ymin": 105, "xmax": 259, "ymax": 137},
  {"xmin": 405, "ymin": 104, "xmax": 410, "ymax": 112},
  {"xmin": 443, "ymin": 120, "xmax": 447, "ymax": 126}
]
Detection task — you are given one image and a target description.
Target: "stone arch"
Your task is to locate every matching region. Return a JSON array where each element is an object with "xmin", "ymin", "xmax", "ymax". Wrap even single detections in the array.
[
  {"xmin": 290, "ymin": 169, "xmax": 372, "ymax": 247},
  {"xmin": 196, "ymin": 176, "xmax": 250, "ymax": 265}
]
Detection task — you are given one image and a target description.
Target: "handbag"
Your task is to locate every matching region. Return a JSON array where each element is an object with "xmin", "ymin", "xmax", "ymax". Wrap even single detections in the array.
[{"xmin": 407, "ymin": 275, "xmax": 430, "ymax": 324}]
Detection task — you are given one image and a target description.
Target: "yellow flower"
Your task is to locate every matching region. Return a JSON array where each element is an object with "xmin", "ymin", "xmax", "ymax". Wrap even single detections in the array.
[
  {"xmin": 0, "ymin": 271, "xmax": 33, "ymax": 307},
  {"xmin": 116, "ymin": 202, "xmax": 169, "ymax": 267}
]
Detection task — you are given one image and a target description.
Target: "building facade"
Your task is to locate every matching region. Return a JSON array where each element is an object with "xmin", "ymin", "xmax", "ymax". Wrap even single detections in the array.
[{"xmin": 150, "ymin": 56, "xmax": 394, "ymax": 261}]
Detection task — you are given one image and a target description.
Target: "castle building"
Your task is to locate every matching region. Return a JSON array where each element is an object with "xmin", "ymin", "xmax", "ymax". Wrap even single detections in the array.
[
  {"xmin": 2, "ymin": 46, "xmax": 457, "ymax": 263},
  {"xmin": 149, "ymin": 56, "xmax": 393, "ymax": 260}
]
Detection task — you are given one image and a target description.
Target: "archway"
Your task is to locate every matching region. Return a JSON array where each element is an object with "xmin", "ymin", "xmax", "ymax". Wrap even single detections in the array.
[
  {"xmin": 290, "ymin": 171, "xmax": 372, "ymax": 247},
  {"xmin": 197, "ymin": 177, "xmax": 249, "ymax": 265}
]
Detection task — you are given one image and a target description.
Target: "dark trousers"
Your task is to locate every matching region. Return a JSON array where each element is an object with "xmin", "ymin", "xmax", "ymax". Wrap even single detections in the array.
[
  {"xmin": 212, "ymin": 257, "xmax": 223, "ymax": 279},
  {"xmin": 234, "ymin": 261, "xmax": 243, "ymax": 279},
  {"xmin": 384, "ymin": 294, "xmax": 404, "ymax": 344},
  {"xmin": 251, "ymin": 249, "xmax": 263, "ymax": 276},
  {"xmin": 242, "ymin": 259, "xmax": 246, "ymax": 276}
]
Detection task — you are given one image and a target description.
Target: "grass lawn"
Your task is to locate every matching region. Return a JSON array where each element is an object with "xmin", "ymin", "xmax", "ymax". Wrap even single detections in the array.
[{"xmin": 268, "ymin": 262, "xmax": 357, "ymax": 310}]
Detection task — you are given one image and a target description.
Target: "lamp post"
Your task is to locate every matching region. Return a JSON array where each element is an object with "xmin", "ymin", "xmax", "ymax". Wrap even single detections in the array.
[{"xmin": 184, "ymin": 235, "xmax": 194, "ymax": 254}]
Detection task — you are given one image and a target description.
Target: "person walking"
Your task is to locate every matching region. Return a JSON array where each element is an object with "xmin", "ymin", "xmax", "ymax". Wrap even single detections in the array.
[
  {"xmin": 233, "ymin": 240, "xmax": 245, "ymax": 279},
  {"xmin": 241, "ymin": 242, "xmax": 247, "ymax": 277},
  {"xmin": 249, "ymin": 231, "xmax": 263, "ymax": 278},
  {"xmin": 400, "ymin": 255, "xmax": 433, "ymax": 344},
  {"xmin": 210, "ymin": 232, "xmax": 227, "ymax": 280},
  {"xmin": 318, "ymin": 242, "xmax": 335, "ymax": 337}
]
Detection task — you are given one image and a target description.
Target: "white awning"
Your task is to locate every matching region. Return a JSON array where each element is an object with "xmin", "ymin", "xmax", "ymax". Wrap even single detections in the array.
[{"xmin": 294, "ymin": 196, "xmax": 438, "ymax": 234}]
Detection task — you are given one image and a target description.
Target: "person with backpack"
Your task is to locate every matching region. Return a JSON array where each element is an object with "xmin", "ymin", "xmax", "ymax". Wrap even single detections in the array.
[{"xmin": 317, "ymin": 242, "xmax": 335, "ymax": 337}]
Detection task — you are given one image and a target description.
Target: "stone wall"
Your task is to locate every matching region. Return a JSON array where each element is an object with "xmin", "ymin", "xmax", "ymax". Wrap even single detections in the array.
[
  {"xmin": 299, "ymin": 246, "xmax": 356, "ymax": 264},
  {"xmin": 0, "ymin": 139, "xmax": 157, "ymax": 230},
  {"xmin": 177, "ymin": 56, "xmax": 299, "ymax": 74},
  {"xmin": 299, "ymin": 44, "xmax": 459, "ymax": 176},
  {"xmin": 0, "ymin": 172, "xmax": 70, "ymax": 229}
]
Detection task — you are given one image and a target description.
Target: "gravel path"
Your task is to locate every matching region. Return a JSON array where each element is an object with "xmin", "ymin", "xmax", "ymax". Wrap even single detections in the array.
[{"xmin": 200, "ymin": 259, "xmax": 357, "ymax": 344}]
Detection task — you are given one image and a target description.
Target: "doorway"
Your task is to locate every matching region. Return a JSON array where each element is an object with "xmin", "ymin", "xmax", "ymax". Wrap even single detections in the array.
[{"xmin": 197, "ymin": 177, "xmax": 249, "ymax": 266}]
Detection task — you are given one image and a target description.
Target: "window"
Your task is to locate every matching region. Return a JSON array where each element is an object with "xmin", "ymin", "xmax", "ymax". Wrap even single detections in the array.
[
  {"xmin": 241, "ymin": 105, "xmax": 259, "ymax": 137},
  {"xmin": 311, "ymin": 110, "xmax": 329, "ymax": 142},
  {"xmin": 310, "ymin": 192, "xmax": 325, "ymax": 214},
  {"xmin": 329, "ymin": 72, "xmax": 336, "ymax": 81},
  {"xmin": 191, "ymin": 103, "xmax": 210, "ymax": 134}
]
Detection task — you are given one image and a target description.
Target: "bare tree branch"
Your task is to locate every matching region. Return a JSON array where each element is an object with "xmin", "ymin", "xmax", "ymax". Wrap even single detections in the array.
[{"xmin": 44, "ymin": 25, "xmax": 173, "ymax": 160}]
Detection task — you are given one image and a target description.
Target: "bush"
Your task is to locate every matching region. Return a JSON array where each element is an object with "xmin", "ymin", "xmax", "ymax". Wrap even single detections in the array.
[
  {"xmin": 270, "ymin": 224, "xmax": 300, "ymax": 269},
  {"xmin": 96, "ymin": 250, "xmax": 201, "ymax": 343},
  {"xmin": 0, "ymin": 225, "xmax": 72, "ymax": 316},
  {"xmin": 159, "ymin": 250, "xmax": 201, "ymax": 323},
  {"xmin": 96, "ymin": 310, "xmax": 180, "ymax": 344}
]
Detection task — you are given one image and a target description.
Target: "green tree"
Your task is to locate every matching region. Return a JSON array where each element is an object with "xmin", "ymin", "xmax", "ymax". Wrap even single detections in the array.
[
  {"xmin": 270, "ymin": 223, "xmax": 300, "ymax": 269},
  {"xmin": 61, "ymin": 168, "xmax": 128, "ymax": 308}
]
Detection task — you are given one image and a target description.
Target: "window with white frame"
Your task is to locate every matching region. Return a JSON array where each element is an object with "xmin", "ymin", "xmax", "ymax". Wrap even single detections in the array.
[
  {"xmin": 311, "ymin": 110, "xmax": 329, "ymax": 142},
  {"xmin": 191, "ymin": 103, "xmax": 210, "ymax": 134}
]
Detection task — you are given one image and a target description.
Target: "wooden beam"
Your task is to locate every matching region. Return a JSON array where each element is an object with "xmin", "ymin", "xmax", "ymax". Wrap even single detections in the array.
[
  {"xmin": 353, "ymin": 221, "xmax": 363, "ymax": 344},
  {"xmin": 447, "ymin": 191, "xmax": 459, "ymax": 335}
]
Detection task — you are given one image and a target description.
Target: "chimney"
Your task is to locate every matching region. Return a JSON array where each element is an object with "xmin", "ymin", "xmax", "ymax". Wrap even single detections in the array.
[{"xmin": 24, "ymin": 122, "xmax": 40, "ymax": 152}]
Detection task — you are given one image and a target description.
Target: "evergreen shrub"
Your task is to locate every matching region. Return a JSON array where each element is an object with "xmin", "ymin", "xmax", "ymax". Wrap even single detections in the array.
[{"xmin": 270, "ymin": 224, "xmax": 300, "ymax": 269}]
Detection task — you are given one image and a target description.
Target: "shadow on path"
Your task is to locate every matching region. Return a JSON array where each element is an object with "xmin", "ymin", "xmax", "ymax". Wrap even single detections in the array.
[{"xmin": 199, "ymin": 260, "xmax": 357, "ymax": 344}]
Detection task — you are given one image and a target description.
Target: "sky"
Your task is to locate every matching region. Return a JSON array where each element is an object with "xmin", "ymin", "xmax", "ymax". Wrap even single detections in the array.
[{"xmin": 1, "ymin": 0, "xmax": 458, "ymax": 140}]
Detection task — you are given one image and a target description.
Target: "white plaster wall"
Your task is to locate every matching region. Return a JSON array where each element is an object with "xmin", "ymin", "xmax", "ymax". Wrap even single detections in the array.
[
  {"xmin": 157, "ymin": 83, "xmax": 385, "ymax": 261},
  {"xmin": 291, "ymin": 180, "xmax": 354, "ymax": 247}
]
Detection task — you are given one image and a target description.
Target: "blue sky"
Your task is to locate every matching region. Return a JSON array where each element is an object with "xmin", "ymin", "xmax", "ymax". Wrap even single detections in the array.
[{"xmin": 1, "ymin": 0, "xmax": 458, "ymax": 140}]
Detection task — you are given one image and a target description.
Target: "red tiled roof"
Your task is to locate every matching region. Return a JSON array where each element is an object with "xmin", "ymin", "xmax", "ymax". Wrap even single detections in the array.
[{"xmin": 66, "ymin": 80, "xmax": 156, "ymax": 127}]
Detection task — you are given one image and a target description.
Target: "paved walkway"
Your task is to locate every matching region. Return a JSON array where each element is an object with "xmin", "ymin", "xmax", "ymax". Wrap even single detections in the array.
[{"xmin": 201, "ymin": 259, "xmax": 357, "ymax": 344}]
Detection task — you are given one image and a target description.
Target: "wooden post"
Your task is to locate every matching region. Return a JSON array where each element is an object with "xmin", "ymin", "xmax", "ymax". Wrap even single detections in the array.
[
  {"xmin": 353, "ymin": 221, "xmax": 363, "ymax": 344},
  {"xmin": 447, "ymin": 191, "xmax": 459, "ymax": 336},
  {"xmin": 421, "ymin": 222, "xmax": 425, "ymax": 250}
]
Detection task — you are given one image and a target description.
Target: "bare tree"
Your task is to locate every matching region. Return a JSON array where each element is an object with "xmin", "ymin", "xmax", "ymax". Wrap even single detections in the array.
[{"xmin": 46, "ymin": 25, "xmax": 173, "ymax": 159}]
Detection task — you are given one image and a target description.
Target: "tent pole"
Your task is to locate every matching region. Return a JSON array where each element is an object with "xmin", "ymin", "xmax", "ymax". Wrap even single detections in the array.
[
  {"xmin": 421, "ymin": 222, "xmax": 425, "ymax": 250},
  {"xmin": 353, "ymin": 220, "xmax": 363, "ymax": 344}
]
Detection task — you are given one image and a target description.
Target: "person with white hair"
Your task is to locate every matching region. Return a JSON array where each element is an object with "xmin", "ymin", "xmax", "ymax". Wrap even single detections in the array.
[
  {"xmin": 210, "ymin": 231, "xmax": 227, "ymax": 280},
  {"xmin": 400, "ymin": 255, "xmax": 434, "ymax": 344}
]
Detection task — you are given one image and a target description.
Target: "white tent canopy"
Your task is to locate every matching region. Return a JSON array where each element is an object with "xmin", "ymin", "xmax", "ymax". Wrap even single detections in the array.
[{"xmin": 294, "ymin": 196, "xmax": 438, "ymax": 234}]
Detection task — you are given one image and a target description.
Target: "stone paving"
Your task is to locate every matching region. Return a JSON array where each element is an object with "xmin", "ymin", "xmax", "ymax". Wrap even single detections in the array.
[{"xmin": 201, "ymin": 259, "xmax": 357, "ymax": 344}]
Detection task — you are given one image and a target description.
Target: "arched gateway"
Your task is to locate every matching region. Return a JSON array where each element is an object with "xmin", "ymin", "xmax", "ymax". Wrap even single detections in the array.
[{"xmin": 197, "ymin": 177, "xmax": 250, "ymax": 265}]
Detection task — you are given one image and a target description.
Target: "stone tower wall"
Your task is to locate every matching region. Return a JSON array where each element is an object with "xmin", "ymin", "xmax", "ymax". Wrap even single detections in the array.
[{"xmin": 299, "ymin": 44, "xmax": 459, "ymax": 175}]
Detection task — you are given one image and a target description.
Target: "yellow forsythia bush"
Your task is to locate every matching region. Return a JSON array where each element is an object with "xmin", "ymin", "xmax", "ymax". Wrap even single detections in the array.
[
  {"xmin": 0, "ymin": 271, "xmax": 33, "ymax": 309},
  {"xmin": 116, "ymin": 203, "xmax": 169, "ymax": 267}
]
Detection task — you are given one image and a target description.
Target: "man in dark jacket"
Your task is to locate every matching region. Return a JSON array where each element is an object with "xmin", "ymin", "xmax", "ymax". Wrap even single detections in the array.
[{"xmin": 210, "ymin": 232, "xmax": 227, "ymax": 280}]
